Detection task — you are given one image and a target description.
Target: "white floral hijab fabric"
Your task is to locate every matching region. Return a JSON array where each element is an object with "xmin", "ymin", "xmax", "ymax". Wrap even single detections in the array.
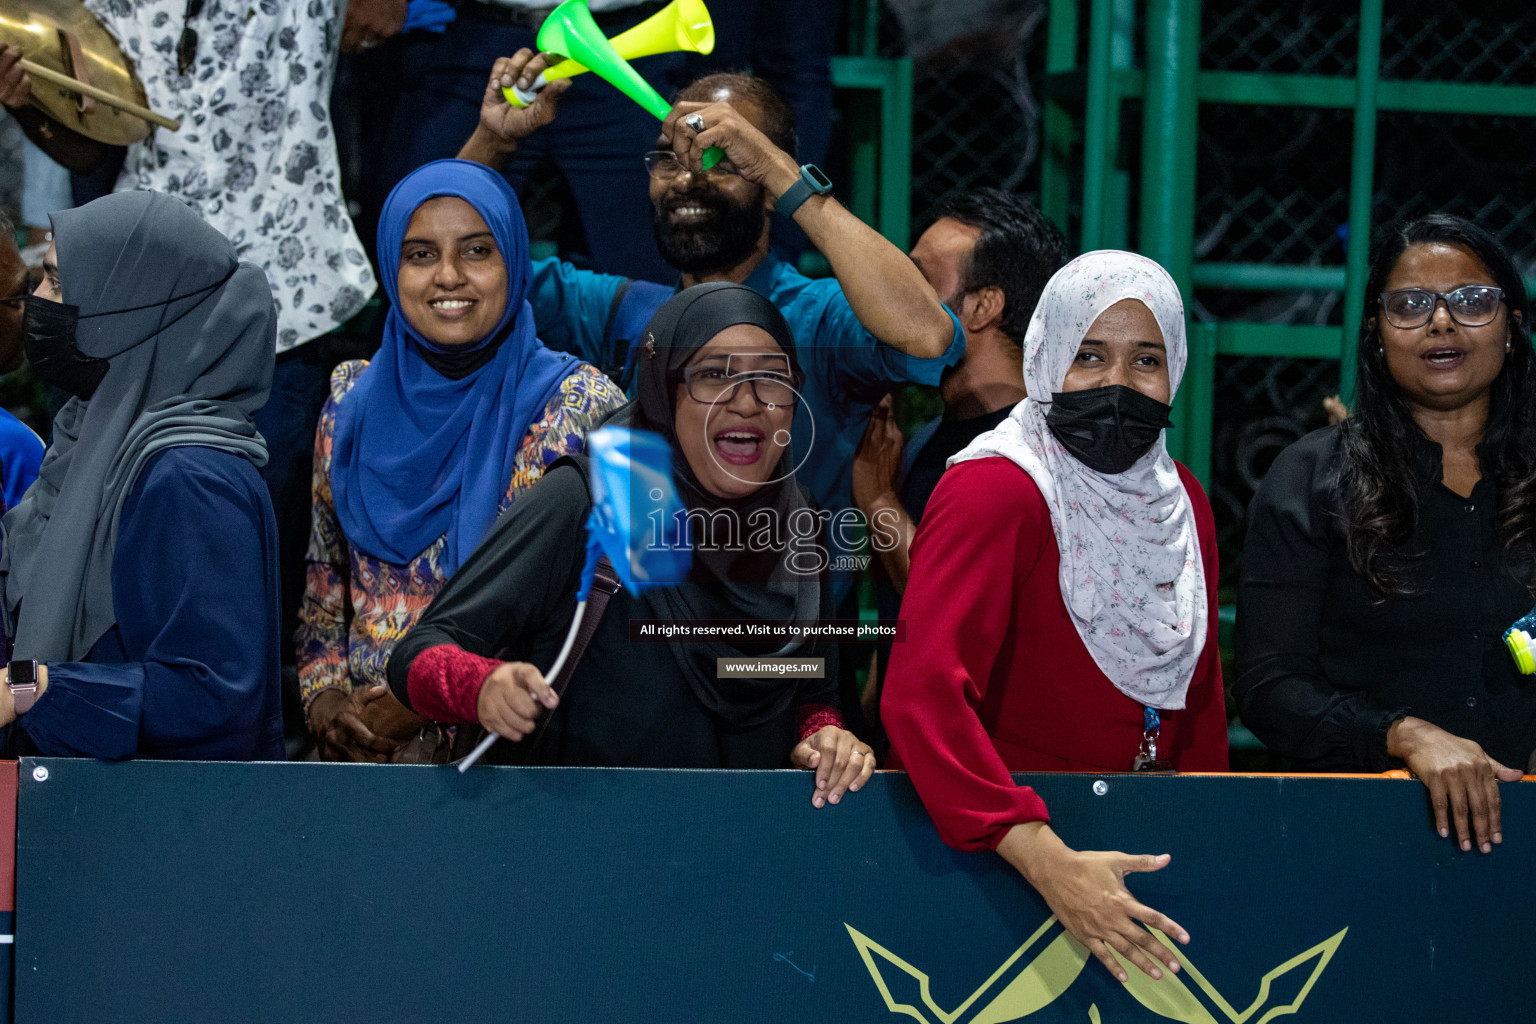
[{"xmin": 949, "ymin": 250, "xmax": 1207, "ymax": 708}]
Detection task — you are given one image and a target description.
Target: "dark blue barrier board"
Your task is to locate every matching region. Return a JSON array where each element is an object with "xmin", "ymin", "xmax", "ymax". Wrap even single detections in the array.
[{"xmin": 11, "ymin": 759, "xmax": 1534, "ymax": 1023}]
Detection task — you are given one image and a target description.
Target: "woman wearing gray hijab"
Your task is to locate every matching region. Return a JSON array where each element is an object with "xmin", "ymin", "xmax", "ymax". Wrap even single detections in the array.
[{"xmin": 0, "ymin": 190, "xmax": 284, "ymax": 760}]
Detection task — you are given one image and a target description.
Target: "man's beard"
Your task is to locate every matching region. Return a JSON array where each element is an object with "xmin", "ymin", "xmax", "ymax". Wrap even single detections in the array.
[{"xmin": 651, "ymin": 185, "xmax": 766, "ymax": 275}]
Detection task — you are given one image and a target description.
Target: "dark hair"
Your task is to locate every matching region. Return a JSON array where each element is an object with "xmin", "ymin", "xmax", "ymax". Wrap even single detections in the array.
[
  {"xmin": 675, "ymin": 73, "xmax": 797, "ymax": 159},
  {"xmin": 925, "ymin": 188, "xmax": 1069, "ymax": 343},
  {"xmin": 1341, "ymin": 212, "xmax": 1536, "ymax": 597}
]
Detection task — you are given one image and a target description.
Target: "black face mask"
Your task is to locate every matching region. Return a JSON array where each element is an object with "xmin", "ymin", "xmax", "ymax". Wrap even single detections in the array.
[
  {"xmin": 1046, "ymin": 384, "xmax": 1174, "ymax": 474},
  {"xmin": 23, "ymin": 295, "xmax": 109, "ymax": 401}
]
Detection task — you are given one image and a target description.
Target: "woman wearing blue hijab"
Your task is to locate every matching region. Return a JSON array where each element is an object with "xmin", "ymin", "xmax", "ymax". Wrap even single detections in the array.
[{"xmin": 298, "ymin": 160, "xmax": 623, "ymax": 761}]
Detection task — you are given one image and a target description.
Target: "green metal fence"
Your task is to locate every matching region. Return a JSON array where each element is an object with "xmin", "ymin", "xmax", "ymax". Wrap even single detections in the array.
[
  {"xmin": 830, "ymin": 55, "xmax": 913, "ymax": 249},
  {"xmin": 521, "ymin": 0, "xmax": 1536, "ymax": 600},
  {"xmin": 1041, "ymin": 0, "xmax": 1536, "ymax": 485}
]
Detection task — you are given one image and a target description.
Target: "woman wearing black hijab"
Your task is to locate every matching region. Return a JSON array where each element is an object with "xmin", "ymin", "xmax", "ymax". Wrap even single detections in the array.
[
  {"xmin": 0, "ymin": 191, "xmax": 283, "ymax": 760},
  {"xmin": 388, "ymin": 284, "xmax": 874, "ymax": 804}
]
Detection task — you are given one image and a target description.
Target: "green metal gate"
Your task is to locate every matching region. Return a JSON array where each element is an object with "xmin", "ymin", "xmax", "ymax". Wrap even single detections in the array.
[{"xmin": 1041, "ymin": 0, "xmax": 1536, "ymax": 486}]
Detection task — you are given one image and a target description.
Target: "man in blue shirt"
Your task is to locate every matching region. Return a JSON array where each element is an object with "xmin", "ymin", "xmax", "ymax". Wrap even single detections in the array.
[{"xmin": 456, "ymin": 54, "xmax": 965, "ymax": 607}]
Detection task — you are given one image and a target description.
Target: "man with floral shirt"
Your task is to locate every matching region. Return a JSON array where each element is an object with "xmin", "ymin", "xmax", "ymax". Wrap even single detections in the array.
[{"xmin": 2, "ymin": 4, "xmax": 376, "ymax": 349}]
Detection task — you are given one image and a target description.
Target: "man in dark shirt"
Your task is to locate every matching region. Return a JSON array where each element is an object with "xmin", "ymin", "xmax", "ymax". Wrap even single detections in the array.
[
  {"xmin": 848, "ymin": 189, "xmax": 1067, "ymax": 739},
  {"xmin": 853, "ymin": 189, "xmax": 1070, "ymax": 592}
]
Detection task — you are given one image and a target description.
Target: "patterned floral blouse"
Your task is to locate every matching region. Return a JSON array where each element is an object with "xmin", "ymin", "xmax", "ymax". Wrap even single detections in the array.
[
  {"xmin": 297, "ymin": 360, "xmax": 624, "ymax": 709},
  {"xmin": 85, "ymin": 0, "xmax": 376, "ymax": 351}
]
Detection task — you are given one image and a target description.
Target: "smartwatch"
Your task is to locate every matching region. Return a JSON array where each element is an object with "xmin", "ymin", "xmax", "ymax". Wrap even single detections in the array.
[
  {"xmin": 8, "ymin": 659, "xmax": 39, "ymax": 715},
  {"xmin": 776, "ymin": 164, "xmax": 834, "ymax": 220}
]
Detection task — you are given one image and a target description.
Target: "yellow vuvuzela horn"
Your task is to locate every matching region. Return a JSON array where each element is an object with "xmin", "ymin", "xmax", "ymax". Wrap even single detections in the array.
[{"xmin": 503, "ymin": 0, "xmax": 714, "ymax": 107}]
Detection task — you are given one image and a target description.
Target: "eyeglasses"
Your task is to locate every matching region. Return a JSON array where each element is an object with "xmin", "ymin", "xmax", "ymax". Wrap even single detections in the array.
[
  {"xmin": 682, "ymin": 365, "xmax": 798, "ymax": 407},
  {"xmin": 1379, "ymin": 286, "xmax": 1505, "ymax": 329},
  {"xmin": 643, "ymin": 150, "xmax": 738, "ymax": 181},
  {"xmin": 0, "ymin": 291, "xmax": 27, "ymax": 311},
  {"xmin": 177, "ymin": 0, "xmax": 205, "ymax": 77}
]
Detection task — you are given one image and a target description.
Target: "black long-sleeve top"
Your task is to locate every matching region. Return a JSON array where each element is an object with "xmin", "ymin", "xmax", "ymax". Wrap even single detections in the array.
[
  {"xmin": 386, "ymin": 463, "xmax": 839, "ymax": 768},
  {"xmin": 1234, "ymin": 425, "xmax": 1536, "ymax": 771}
]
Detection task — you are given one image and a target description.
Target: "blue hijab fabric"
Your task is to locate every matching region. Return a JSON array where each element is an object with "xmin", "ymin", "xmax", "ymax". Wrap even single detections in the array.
[{"xmin": 330, "ymin": 159, "xmax": 577, "ymax": 574}]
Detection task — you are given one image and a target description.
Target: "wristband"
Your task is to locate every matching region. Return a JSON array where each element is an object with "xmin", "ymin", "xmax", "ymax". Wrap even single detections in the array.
[
  {"xmin": 776, "ymin": 164, "xmax": 834, "ymax": 220},
  {"xmin": 8, "ymin": 659, "xmax": 40, "ymax": 715}
]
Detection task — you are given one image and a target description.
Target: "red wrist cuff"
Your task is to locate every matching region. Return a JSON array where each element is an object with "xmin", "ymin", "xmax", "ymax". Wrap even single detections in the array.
[
  {"xmin": 796, "ymin": 703, "xmax": 844, "ymax": 741},
  {"xmin": 406, "ymin": 644, "xmax": 502, "ymax": 725}
]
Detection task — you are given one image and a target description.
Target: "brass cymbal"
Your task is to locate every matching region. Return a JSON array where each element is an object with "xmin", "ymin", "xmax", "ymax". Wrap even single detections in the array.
[{"xmin": 0, "ymin": 0, "xmax": 163, "ymax": 145}]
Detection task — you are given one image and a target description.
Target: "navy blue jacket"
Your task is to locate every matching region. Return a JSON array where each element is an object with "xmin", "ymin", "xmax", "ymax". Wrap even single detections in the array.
[{"xmin": 6, "ymin": 446, "xmax": 283, "ymax": 760}]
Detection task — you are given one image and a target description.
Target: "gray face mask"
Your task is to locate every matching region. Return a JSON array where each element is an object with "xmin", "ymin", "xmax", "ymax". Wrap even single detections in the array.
[{"xmin": 1046, "ymin": 384, "xmax": 1174, "ymax": 474}]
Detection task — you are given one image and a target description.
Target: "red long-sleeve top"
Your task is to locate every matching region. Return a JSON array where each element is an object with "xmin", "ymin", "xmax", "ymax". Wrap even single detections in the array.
[{"xmin": 882, "ymin": 456, "xmax": 1229, "ymax": 853}]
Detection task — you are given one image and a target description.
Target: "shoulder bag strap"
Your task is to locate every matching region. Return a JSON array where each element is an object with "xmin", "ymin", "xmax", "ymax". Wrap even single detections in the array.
[
  {"xmin": 524, "ymin": 555, "xmax": 622, "ymax": 754},
  {"xmin": 451, "ymin": 556, "xmax": 622, "ymax": 765}
]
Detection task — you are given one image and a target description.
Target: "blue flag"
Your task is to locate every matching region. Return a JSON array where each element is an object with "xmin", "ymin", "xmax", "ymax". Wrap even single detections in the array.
[{"xmin": 582, "ymin": 426, "xmax": 690, "ymax": 597}]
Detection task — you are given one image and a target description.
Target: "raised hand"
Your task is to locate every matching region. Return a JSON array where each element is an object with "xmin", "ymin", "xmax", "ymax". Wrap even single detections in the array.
[
  {"xmin": 476, "ymin": 51, "xmax": 572, "ymax": 149},
  {"xmin": 661, "ymin": 100, "xmax": 801, "ymax": 199},
  {"xmin": 0, "ymin": 45, "xmax": 34, "ymax": 110},
  {"xmin": 852, "ymin": 393, "xmax": 905, "ymax": 512}
]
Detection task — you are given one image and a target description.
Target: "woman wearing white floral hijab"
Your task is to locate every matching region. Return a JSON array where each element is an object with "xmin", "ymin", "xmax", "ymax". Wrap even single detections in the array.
[{"xmin": 883, "ymin": 250, "xmax": 1228, "ymax": 984}]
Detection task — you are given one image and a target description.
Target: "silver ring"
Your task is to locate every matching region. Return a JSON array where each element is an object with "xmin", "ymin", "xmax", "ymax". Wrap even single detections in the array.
[
  {"xmin": 683, "ymin": 113, "xmax": 706, "ymax": 133},
  {"xmin": 850, "ymin": 750, "xmax": 865, "ymax": 757}
]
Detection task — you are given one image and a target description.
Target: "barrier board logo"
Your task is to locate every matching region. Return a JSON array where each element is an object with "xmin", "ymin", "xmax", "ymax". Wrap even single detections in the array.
[{"xmin": 846, "ymin": 917, "xmax": 1346, "ymax": 1023}]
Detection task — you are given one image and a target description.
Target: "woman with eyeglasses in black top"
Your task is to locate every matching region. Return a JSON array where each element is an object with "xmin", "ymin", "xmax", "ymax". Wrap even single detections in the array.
[{"xmin": 1236, "ymin": 213, "xmax": 1536, "ymax": 856}]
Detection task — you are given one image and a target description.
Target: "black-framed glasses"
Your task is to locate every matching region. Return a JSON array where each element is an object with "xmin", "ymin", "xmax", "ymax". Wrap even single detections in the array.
[
  {"xmin": 177, "ymin": 0, "xmax": 205, "ymax": 76},
  {"xmin": 1379, "ymin": 286, "xmax": 1505, "ymax": 329},
  {"xmin": 682, "ymin": 365, "xmax": 798, "ymax": 407},
  {"xmin": 642, "ymin": 149, "xmax": 737, "ymax": 180}
]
